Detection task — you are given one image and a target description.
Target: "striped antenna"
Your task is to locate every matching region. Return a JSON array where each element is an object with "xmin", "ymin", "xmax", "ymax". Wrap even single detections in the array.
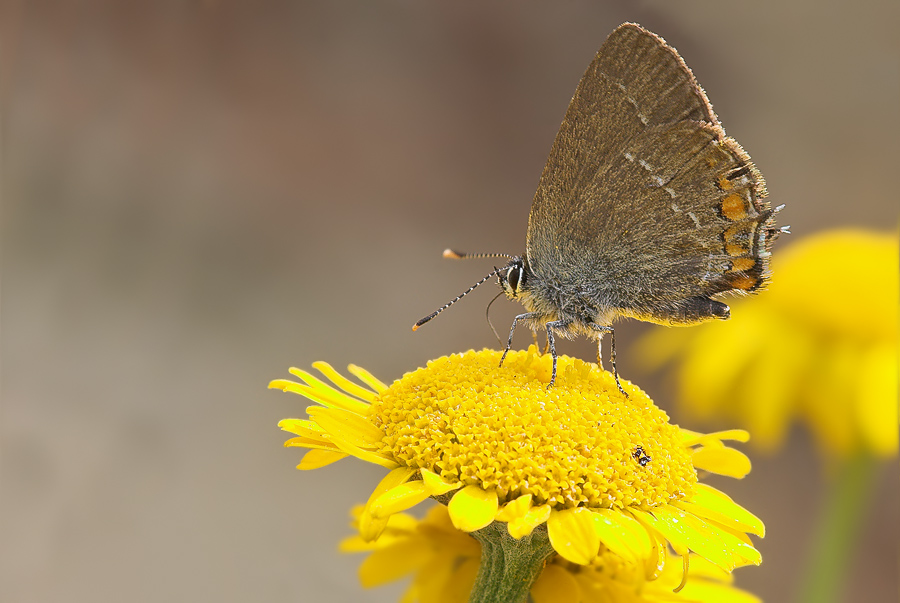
[
  {"xmin": 443, "ymin": 249, "xmax": 513, "ymax": 260},
  {"xmin": 413, "ymin": 266, "xmax": 503, "ymax": 331}
]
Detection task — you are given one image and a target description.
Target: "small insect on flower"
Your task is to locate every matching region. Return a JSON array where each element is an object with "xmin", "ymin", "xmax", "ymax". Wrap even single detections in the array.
[{"xmin": 633, "ymin": 446, "xmax": 652, "ymax": 467}]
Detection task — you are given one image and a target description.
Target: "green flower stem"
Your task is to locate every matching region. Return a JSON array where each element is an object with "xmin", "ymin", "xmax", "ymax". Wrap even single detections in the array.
[
  {"xmin": 796, "ymin": 454, "xmax": 879, "ymax": 603},
  {"xmin": 468, "ymin": 522, "xmax": 556, "ymax": 603}
]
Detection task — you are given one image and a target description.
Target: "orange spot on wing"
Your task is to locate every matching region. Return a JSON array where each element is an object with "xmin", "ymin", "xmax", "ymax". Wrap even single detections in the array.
[
  {"xmin": 723, "ymin": 223, "xmax": 756, "ymax": 256},
  {"xmin": 720, "ymin": 193, "xmax": 748, "ymax": 221},
  {"xmin": 730, "ymin": 258, "xmax": 757, "ymax": 272},
  {"xmin": 730, "ymin": 274, "xmax": 758, "ymax": 291}
]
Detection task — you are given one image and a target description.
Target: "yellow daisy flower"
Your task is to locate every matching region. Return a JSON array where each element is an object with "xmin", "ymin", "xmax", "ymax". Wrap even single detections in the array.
[
  {"xmin": 271, "ymin": 348, "xmax": 764, "ymax": 579},
  {"xmin": 340, "ymin": 504, "xmax": 761, "ymax": 603},
  {"xmin": 637, "ymin": 229, "xmax": 899, "ymax": 458}
]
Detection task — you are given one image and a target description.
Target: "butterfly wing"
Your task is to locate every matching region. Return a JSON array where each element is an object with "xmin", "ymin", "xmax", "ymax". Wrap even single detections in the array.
[{"xmin": 526, "ymin": 23, "xmax": 775, "ymax": 325}]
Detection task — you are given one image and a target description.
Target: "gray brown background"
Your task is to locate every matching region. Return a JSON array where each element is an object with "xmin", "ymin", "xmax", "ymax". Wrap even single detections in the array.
[{"xmin": 3, "ymin": 2, "xmax": 898, "ymax": 602}]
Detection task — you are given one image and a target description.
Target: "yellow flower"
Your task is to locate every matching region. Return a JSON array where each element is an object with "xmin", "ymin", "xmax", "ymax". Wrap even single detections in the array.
[
  {"xmin": 637, "ymin": 229, "xmax": 899, "ymax": 458},
  {"xmin": 340, "ymin": 504, "xmax": 761, "ymax": 603},
  {"xmin": 271, "ymin": 348, "xmax": 764, "ymax": 574}
]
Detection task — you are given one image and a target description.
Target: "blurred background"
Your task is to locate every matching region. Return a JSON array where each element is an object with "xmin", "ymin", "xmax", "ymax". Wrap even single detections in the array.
[{"xmin": 2, "ymin": 1, "xmax": 897, "ymax": 602}]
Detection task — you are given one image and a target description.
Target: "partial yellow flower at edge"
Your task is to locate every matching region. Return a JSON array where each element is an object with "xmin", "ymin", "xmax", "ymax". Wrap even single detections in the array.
[
  {"xmin": 271, "ymin": 348, "xmax": 765, "ymax": 577},
  {"xmin": 636, "ymin": 229, "xmax": 899, "ymax": 459},
  {"xmin": 341, "ymin": 504, "xmax": 761, "ymax": 603}
]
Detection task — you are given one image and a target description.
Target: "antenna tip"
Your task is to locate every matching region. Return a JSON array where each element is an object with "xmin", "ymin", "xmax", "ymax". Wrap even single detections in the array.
[
  {"xmin": 411, "ymin": 324, "xmax": 420, "ymax": 332},
  {"xmin": 443, "ymin": 249, "xmax": 463, "ymax": 259}
]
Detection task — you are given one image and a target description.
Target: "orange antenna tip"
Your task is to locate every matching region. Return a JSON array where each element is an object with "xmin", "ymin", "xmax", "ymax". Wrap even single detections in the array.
[{"xmin": 443, "ymin": 249, "xmax": 463, "ymax": 259}]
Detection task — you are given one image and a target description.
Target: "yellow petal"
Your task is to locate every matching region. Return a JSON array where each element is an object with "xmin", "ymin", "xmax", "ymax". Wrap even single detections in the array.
[
  {"xmin": 344, "ymin": 443, "xmax": 399, "ymax": 469},
  {"xmin": 677, "ymin": 581, "xmax": 761, "ymax": 603},
  {"xmin": 632, "ymin": 322, "xmax": 694, "ymax": 370},
  {"xmin": 381, "ymin": 512, "xmax": 421, "ymax": 535},
  {"xmin": 305, "ymin": 406, "xmax": 396, "ymax": 468},
  {"xmin": 497, "ymin": 494, "xmax": 550, "ymax": 539},
  {"xmin": 413, "ymin": 551, "xmax": 472, "ymax": 603},
  {"xmin": 270, "ymin": 374, "xmax": 368, "ymax": 415},
  {"xmin": 803, "ymin": 338, "xmax": 857, "ymax": 456},
  {"xmin": 678, "ymin": 311, "xmax": 767, "ymax": 419},
  {"xmin": 348, "ymin": 363, "xmax": 389, "ymax": 393},
  {"xmin": 448, "ymin": 485, "xmax": 498, "ymax": 532},
  {"xmin": 531, "ymin": 563, "xmax": 581, "ymax": 603},
  {"xmin": 282, "ymin": 436, "xmax": 338, "ymax": 451},
  {"xmin": 312, "ymin": 361, "xmax": 379, "ymax": 402},
  {"xmin": 297, "ymin": 448, "xmax": 347, "ymax": 470},
  {"xmin": 650, "ymin": 506, "xmax": 761, "ymax": 571},
  {"xmin": 496, "ymin": 493, "xmax": 533, "ymax": 523},
  {"xmin": 360, "ymin": 467, "xmax": 416, "ymax": 541},
  {"xmin": 710, "ymin": 518, "xmax": 757, "ymax": 552},
  {"xmin": 681, "ymin": 484, "xmax": 765, "ymax": 537},
  {"xmin": 674, "ymin": 499, "xmax": 762, "ymax": 546},
  {"xmin": 358, "ymin": 512, "xmax": 389, "ymax": 544},
  {"xmin": 635, "ymin": 506, "xmax": 723, "ymax": 566},
  {"xmin": 358, "ymin": 538, "xmax": 431, "ymax": 587},
  {"xmin": 692, "ymin": 445, "xmax": 752, "ymax": 478},
  {"xmin": 738, "ymin": 322, "xmax": 808, "ymax": 451},
  {"xmin": 338, "ymin": 534, "xmax": 380, "ymax": 553},
  {"xmin": 370, "ymin": 481, "xmax": 430, "ymax": 519},
  {"xmin": 592, "ymin": 507, "xmax": 653, "ymax": 561},
  {"xmin": 288, "ymin": 367, "xmax": 371, "ymax": 414},
  {"xmin": 857, "ymin": 343, "xmax": 899, "ymax": 456},
  {"xmin": 682, "ymin": 429, "xmax": 750, "ymax": 447},
  {"xmin": 547, "ymin": 508, "xmax": 600, "ymax": 565},
  {"xmin": 421, "ymin": 468, "xmax": 462, "ymax": 496},
  {"xmin": 307, "ymin": 406, "xmax": 385, "ymax": 450},
  {"xmin": 508, "ymin": 505, "xmax": 551, "ymax": 539},
  {"xmin": 295, "ymin": 430, "xmax": 392, "ymax": 468},
  {"xmin": 340, "ymin": 511, "xmax": 417, "ymax": 552},
  {"xmin": 277, "ymin": 418, "xmax": 325, "ymax": 438},
  {"xmin": 572, "ymin": 571, "xmax": 604, "ymax": 600},
  {"xmin": 645, "ymin": 532, "xmax": 667, "ymax": 580},
  {"xmin": 445, "ymin": 558, "xmax": 480, "ymax": 603},
  {"xmin": 630, "ymin": 507, "xmax": 687, "ymax": 556}
]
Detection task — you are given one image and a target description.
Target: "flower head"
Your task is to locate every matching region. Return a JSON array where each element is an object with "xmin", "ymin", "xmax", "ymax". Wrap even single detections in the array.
[
  {"xmin": 637, "ymin": 229, "xmax": 898, "ymax": 458},
  {"xmin": 341, "ymin": 504, "xmax": 761, "ymax": 603},
  {"xmin": 271, "ymin": 348, "xmax": 764, "ymax": 574}
]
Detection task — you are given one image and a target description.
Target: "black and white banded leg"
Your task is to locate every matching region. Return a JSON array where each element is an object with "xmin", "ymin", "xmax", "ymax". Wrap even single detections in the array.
[
  {"xmin": 500, "ymin": 314, "xmax": 571, "ymax": 388},
  {"xmin": 543, "ymin": 319, "xmax": 572, "ymax": 388},
  {"xmin": 588, "ymin": 323, "xmax": 627, "ymax": 397},
  {"xmin": 500, "ymin": 312, "xmax": 543, "ymax": 367}
]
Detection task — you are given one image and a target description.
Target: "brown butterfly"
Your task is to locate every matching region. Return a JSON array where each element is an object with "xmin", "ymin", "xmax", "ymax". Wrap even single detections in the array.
[{"xmin": 415, "ymin": 23, "xmax": 787, "ymax": 390}]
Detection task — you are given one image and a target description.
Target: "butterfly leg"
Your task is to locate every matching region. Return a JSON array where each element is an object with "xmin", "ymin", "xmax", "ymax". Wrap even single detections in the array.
[
  {"xmin": 500, "ymin": 313, "xmax": 543, "ymax": 368},
  {"xmin": 588, "ymin": 324, "xmax": 627, "ymax": 397},
  {"xmin": 545, "ymin": 319, "xmax": 572, "ymax": 388}
]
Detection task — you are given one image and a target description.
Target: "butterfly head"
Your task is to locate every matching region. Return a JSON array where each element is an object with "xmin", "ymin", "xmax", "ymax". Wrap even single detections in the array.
[{"xmin": 498, "ymin": 256, "xmax": 528, "ymax": 300}]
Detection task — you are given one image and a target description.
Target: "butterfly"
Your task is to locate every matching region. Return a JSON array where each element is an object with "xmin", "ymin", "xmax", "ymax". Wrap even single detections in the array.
[{"xmin": 415, "ymin": 23, "xmax": 787, "ymax": 391}]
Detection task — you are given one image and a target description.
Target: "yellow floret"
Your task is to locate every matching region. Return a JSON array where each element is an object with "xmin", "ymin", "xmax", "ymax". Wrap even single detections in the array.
[{"xmin": 371, "ymin": 348, "xmax": 696, "ymax": 510}]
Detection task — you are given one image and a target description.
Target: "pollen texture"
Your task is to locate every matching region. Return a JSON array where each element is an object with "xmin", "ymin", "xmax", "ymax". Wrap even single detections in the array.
[{"xmin": 370, "ymin": 349, "xmax": 696, "ymax": 510}]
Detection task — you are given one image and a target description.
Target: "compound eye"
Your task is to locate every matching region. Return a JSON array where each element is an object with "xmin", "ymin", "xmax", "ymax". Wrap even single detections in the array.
[{"xmin": 506, "ymin": 266, "xmax": 520, "ymax": 291}]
